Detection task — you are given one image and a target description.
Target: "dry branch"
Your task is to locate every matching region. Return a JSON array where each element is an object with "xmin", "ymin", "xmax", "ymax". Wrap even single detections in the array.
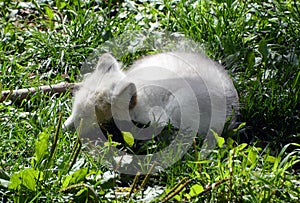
[{"xmin": 0, "ymin": 82, "xmax": 81, "ymax": 102}]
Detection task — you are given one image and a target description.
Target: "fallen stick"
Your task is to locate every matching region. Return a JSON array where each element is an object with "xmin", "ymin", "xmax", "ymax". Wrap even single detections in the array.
[{"xmin": 0, "ymin": 82, "xmax": 81, "ymax": 103}]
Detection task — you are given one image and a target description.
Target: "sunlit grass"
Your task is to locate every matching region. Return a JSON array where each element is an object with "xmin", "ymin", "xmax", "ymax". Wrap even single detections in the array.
[{"xmin": 0, "ymin": 0, "xmax": 299, "ymax": 202}]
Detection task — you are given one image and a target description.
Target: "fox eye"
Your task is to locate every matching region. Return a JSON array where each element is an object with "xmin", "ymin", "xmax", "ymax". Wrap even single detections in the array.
[{"xmin": 129, "ymin": 92, "xmax": 137, "ymax": 109}]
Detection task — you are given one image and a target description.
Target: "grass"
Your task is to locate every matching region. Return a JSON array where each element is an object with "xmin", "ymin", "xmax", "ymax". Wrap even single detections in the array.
[{"xmin": 0, "ymin": 0, "xmax": 299, "ymax": 202}]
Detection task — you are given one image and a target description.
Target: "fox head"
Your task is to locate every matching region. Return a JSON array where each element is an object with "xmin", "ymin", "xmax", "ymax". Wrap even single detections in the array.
[{"xmin": 63, "ymin": 53, "xmax": 137, "ymax": 133}]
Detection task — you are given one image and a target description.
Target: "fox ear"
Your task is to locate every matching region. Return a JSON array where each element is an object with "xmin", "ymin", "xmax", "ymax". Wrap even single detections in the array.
[{"xmin": 96, "ymin": 53, "xmax": 121, "ymax": 73}]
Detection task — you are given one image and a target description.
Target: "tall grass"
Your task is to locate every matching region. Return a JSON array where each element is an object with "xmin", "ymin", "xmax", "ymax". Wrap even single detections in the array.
[
  {"xmin": 0, "ymin": 0, "xmax": 299, "ymax": 202},
  {"xmin": 163, "ymin": 0, "xmax": 300, "ymax": 145}
]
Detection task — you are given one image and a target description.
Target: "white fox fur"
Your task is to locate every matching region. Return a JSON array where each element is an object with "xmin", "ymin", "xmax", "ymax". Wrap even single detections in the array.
[{"xmin": 64, "ymin": 52, "xmax": 239, "ymax": 144}]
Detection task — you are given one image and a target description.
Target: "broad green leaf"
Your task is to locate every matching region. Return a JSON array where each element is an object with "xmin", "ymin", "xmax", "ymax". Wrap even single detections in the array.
[
  {"xmin": 211, "ymin": 130, "xmax": 225, "ymax": 148},
  {"xmin": 72, "ymin": 0, "xmax": 79, "ymax": 6},
  {"xmin": 8, "ymin": 172, "xmax": 22, "ymax": 190},
  {"xmin": 189, "ymin": 183, "xmax": 204, "ymax": 197},
  {"xmin": 62, "ymin": 168, "xmax": 88, "ymax": 188},
  {"xmin": 235, "ymin": 143, "xmax": 248, "ymax": 152},
  {"xmin": 44, "ymin": 6, "xmax": 54, "ymax": 19},
  {"xmin": 76, "ymin": 188, "xmax": 87, "ymax": 196},
  {"xmin": 33, "ymin": 131, "xmax": 50, "ymax": 168},
  {"xmin": 226, "ymin": 137, "xmax": 235, "ymax": 150},
  {"xmin": 62, "ymin": 175, "xmax": 72, "ymax": 189},
  {"xmin": 9, "ymin": 168, "xmax": 41, "ymax": 191},
  {"xmin": 22, "ymin": 168, "xmax": 39, "ymax": 191},
  {"xmin": 56, "ymin": 1, "xmax": 67, "ymax": 10},
  {"xmin": 122, "ymin": 131, "xmax": 134, "ymax": 147},
  {"xmin": 173, "ymin": 194, "xmax": 181, "ymax": 201},
  {"xmin": 258, "ymin": 39, "xmax": 268, "ymax": 61},
  {"xmin": 265, "ymin": 155, "xmax": 276, "ymax": 163},
  {"xmin": 247, "ymin": 50, "xmax": 255, "ymax": 68},
  {"xmin": 247, "ymin": 147, "xmax": 257, "ymax": 166}
]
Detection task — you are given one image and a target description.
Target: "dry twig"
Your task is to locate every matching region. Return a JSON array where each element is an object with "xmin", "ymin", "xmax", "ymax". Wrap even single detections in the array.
[{"xmin": 0, "ymin": 82, "xmax": 81, "ymax": 102}]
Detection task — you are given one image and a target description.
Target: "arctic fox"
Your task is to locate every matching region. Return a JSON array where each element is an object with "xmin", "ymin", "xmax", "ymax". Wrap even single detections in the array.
[{"xmin": 64, "ymin": 52, "xmax": 239, "ymax": 146}]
